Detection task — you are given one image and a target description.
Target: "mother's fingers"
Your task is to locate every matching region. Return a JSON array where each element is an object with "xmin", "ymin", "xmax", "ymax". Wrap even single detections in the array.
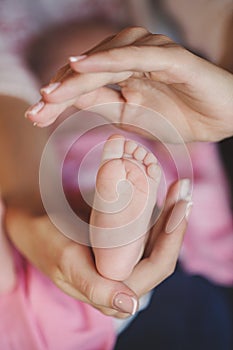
[
  {"xmin": 55, "ymin": 241, "xmax": 139, "ymax": 316},
  {"xmin": 26, "ymin": 86, "xmax": 123, "ymax": 127},
  {"xmin": 126, "ymin": 201, "xmax": 190, "ymax": 297},
  {"xmin": 42, "ymin": 38, "xmax": 182, "ymax": 105},
  {"xmin": 85, "ymin": 26, "xmax": 150, "ymax": 55},
  {"xmin": 6, "ymin": 209, "xmax": 139, "ymax": 317},
  {"xmin": 26, "ymin": 99, "xmax": 72, "ymax": 127},
  {"xmin": 43, "ymin": 26, "xmax": 149, "ymax": 95},
  {"xmin": 41, "ymin": 71, "xmax": 131, "ymax": 103},
  {"xmin": 38, "ymin": 27, "xmax": 152, "ymax": 104},
  {"xmin": 69, "ymin": 43, "xmax": 191, "ymax": 84},
  {"xmin": 50, "ymin": 63, "xmax": 72, "ymax": 84},
  {"xmin": 125, "ymin": 179, "xmax": 192, "ymax": 297}
]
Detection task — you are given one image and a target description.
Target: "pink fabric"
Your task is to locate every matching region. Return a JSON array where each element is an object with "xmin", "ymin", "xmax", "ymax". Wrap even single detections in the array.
[
  {"xmin": 152, "ymin": 141, "xmax": 233, "ymax": 286},
  {"xmin": 180, "ymin": 143, "xmax": 233, "ymax": 285},
  {"xmin": 0, "ymin": 203, "xmax": 116, "ymax": 350}
]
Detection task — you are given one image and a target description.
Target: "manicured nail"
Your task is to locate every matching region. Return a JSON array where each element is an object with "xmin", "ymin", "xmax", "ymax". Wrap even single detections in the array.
[
  {"xmin": 185, "ymin": 201, "xmax": 193, "ymax": 220},
  {"xmin": 178, "ymin": 179, "xmax": 192, "ymax": 201},
  {"xmin": 41, "ymin": 82, "xmax": 61, "ymax": 95},
  {"xmin": 69, "ymin": 55, "xmax": 87, "ymax": 63},
  {"xmin": 165, "ymin": 199, "xmax": 193, "ymax": 234},
  {"xmin": 33, "ymin": 122, "xmax": 37, "ymax": 126},
  {"xmin": 25, "ymin": 101, "xmax": 45, "ymax": 117},
  {"xmin": 113, "ymin": 293, "xmax": 138, "ymax": 315}
]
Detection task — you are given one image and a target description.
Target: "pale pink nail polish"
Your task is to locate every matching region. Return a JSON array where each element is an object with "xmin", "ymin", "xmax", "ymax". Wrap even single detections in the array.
[
  {"xmin": 41, "ymin": 82, "xmax": 61, "ymax": 94},
  {"xmin": 25, "ymin": 101, "xmax": 45, "ymax": 117},
  {"xmin": 113, "ymin": 293, "xmax": 138, "ymax": 315},
  {"xmin": 69, "ymin": 55, "xmax": 87, "ymax": 63},
  {"xmin": 165, "ymin": 200, "xmax": 193, "ymax": 234}
]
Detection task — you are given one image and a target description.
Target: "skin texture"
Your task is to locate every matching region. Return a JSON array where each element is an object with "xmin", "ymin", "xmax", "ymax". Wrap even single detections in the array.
[
  {"xmin": 90, "ymin": 134, "xmax": 161, "ymax": 281},
  {"xmin": 1, "ymin": 24, "xmax": 191, "ymax": 318},
  {"xmin": 26, "ymin": 27, "xmax": 233, "ymax": 143}
]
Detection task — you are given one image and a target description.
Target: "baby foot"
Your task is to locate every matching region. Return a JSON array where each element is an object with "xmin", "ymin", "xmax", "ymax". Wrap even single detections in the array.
[{"xmin": 90, "ymin": 134, "xmax": 161, "ymax": 281}]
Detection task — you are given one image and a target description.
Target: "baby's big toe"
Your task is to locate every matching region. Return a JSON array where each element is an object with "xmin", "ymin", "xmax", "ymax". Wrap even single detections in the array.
[{"xmin": 101, "ymin": 134, "xmax": 125, "ymax": 163}]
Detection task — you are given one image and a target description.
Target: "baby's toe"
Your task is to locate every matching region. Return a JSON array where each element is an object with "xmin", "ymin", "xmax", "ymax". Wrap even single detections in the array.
[
  {"xmin": 101, "ymin": 134, "xmax": 125, "ymax": 162},
  {"xmin": 144, "ymin": 152, "xmax": 157, "ymax": 166},
  {"xmin": 124, "ymin": 140, "xmax": 137, "ymax": 155},
  {"xmin": 147, "ymin": 163, "xmax": 161, "ymax": 180},
  {"xmin": 133, "ymin": 146, "xmax": 147, "ymax": 161}
]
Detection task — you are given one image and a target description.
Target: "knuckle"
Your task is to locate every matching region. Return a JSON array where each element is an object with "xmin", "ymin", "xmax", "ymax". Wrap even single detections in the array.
[
  {"xmin": 129, "ymin": 45, "xmax": 142, "ymax": 55},
  {"xmin": 149, "ymin": 34, "xmax": 175, "ymax": 48},
  {"xmin": 79, "ymin": 276, "xmax": 95, "ymax": 302},
  {"xmin": 114, "ymin": 312, "xmax": 132, "ymax": 319},
  {"xmin": 154, "ymin": 33, "xmax": 171, "ymax": 42},
  {"xmin": 159, "ymin": 260, "xmax": 177, "ymax": 281},
  {"xmin": 79, "ymin": 276, "xmax": 103, "ymax": 306},
  {"xmin": 100, "ymin": 308, "xmax": 118, "ymax": 317},
  {"xmin": 50, "ymin": 265, "xmax": 65, "ymax": 286},
  {"xmin": 59, "ymin": 243, "xmax": 75, "ymax": 269},
  {"xmin": 120, "ymin": 26, "xmax": 150, "ymax": 36},
  {"xmin": 135, "ymin": 33, "xmax": 174, "ymax": 48},
  {"xmin": 106, "ymin": 45, "xmax": 140, "ymax": 60},
  {"xmin": 166, "ymin": 261, "xmax": 176, "ymax": 277},
  {"xmin": 58, "ymin": 243, "xmax": 80, "ymax": 280}
]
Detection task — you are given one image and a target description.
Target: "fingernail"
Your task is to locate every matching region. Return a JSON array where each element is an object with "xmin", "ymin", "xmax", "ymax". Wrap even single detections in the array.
[
  {"xmin": 41, "ymin": 82, "xmax": 61, "ymax": 95},
  {"xmin": 25, "ymin": 101, "xmax": 45, "ymax": 117},
  {"xmin": 69, "ymin": 55, "xmax": 87, "ymax": 63},
  {"xmin": 113, "ymin": 293, "xmax": 138, "ymax": 315},
  {"xmin": 165, "ymin": 199, "xmax": 193, "ymax": 234},
  {"xmin": 178, "ymin": 179, "xmax": 192, "ymax": 201},
  {"xmin": 185, "ymin": 201, "xmax": 193, "ymax": 220},
  {"xmin": 33, "ymin": 122, "xmax": 37, "ymax": 126}
]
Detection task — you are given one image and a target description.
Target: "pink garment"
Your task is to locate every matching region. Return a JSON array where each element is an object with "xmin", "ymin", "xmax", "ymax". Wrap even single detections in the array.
[
  {"xmin": 0, "ymin": 202, "xmax": 116, "ymax": 350},
  {"xmin": 153, "ymin": 141, "xmax": 233, "ymax": 286},
  {"xmin": 180, "ymin": 143, "xmax": 233, "ymax": 285}
]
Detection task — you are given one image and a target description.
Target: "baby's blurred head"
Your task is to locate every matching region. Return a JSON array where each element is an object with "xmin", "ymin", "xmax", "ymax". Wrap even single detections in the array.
[{"xmin": 27, "ymin": 20, "xmax": 121, "ymax": 85}]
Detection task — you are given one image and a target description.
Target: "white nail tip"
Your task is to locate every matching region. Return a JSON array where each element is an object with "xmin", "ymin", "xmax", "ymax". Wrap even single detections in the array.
[
  {"xmin": 185, "ymin": 201, "xmax": 193, "ymax": 220},
  {"xmin": 69, "ymin": 55, "xmax": 87, "ymax": 63},
  {"xmin": 178, "ymin": 179, "xmax": 191, "ymax": 201},
  {"xmin": 41, "ymin": 82, "xmax": 61, "ymax": 94},
  {"xmin": 26, "ymin": 101, "xmax": 45, "ymax": 116},
  {"xmin": 131, "ymin": 297, "xmax": 138, "ymax": 316}
]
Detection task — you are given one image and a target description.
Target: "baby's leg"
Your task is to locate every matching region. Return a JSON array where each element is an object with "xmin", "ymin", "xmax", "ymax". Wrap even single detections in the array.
[
  {"xmin": 0, "ymin": 201, "xmax": 16, "ymax": 295},
  {"xmin": 90, "ymin": 135, "xmax": 161, "ymax": 281}
]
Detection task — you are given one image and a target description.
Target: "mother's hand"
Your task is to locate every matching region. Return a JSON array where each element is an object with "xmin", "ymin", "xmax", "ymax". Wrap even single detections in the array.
[
  {"xmin": 5, "ymin": 208, "xmax": 138, "ymax": 318},
  {"xmin": 5, "ymin": 179, "xmax": 191, "ymax": 318},
  {"xmin": 26, "ymin": 26, "xmax": 233, "ymax": 142},
  {"xmin": 126, "ymin": 179, "xmax": 192, "ymax": 296}
]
